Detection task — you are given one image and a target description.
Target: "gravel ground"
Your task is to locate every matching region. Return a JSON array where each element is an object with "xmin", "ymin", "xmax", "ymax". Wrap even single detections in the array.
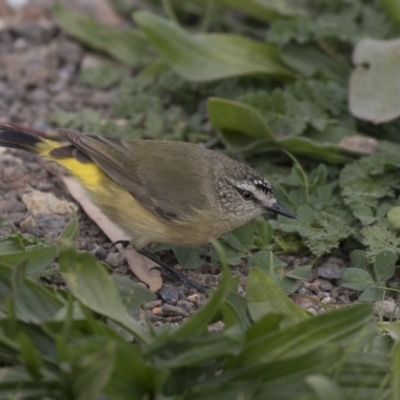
[{"xmin": 0, "ymin": 8, "xmax": 363, "ymax": 324}]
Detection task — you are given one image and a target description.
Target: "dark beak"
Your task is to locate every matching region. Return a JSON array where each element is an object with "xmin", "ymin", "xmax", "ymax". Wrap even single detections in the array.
[{"xmin": 265, "ymin": 203, "xmax": 296, "ymax": 219}]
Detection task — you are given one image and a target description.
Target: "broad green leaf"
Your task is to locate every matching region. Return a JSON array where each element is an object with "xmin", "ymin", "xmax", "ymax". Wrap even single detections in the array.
[
  {"xmin": 377, "ymin": 321, "xmax": 400, "ymax": 340},
  {"xmin": 53, "ymin": 4, "xmax": 152, "ymax": 67},
  {"xmin": 246, "ymin": 268, "xmax": 308, "ymax": 325},
  {"xmin": 250, "ymin": 251, "xmax": 298, "ymax": 293},
  {"xmin": 239, "ymin": 304, "xmax": 373, "ymax": 365},
  {"xmin": 353, "ymin": 204, "xmax": 376, "ymax": 225},
  {"xmin": 392, "ymin": 339, "xmax": 400, "ymax": 400},
  {"xmin": 350, "ymin": 38, "xmax": 400, "ymax": 123},
  {"xmin": 380, "ymin": 0, "xmax": 400, "ymax": 28},
  {"xmin": 374, "ymin": 250, "xmax": 397, "ymax": 282},
  {"xmin": 112, "ymin": 275, "xmax": 155, "ymax": 319},
  {"xmin": 210, "ymin": 0, "xmax": 308, "ymax": 22},
  {"xmin": 337, "ymin": 353, "xmax": 391, "ymax": 397},
  {"xmin": 59, "ymin": 248, "xmax": 148, "ymax": 343},
  {"xmin": 200, "ymin": 346, "xmax": 336, "ymax": 393},
  {"xmin": 147, "ymin": 333, "xmax": 239, "ymax": 368},
  {"xmin": 106, "ymin": 338, "xmax": 162, "ymax": 399},
  {"xmin": 208, "ymin": 97, "xmax": 360, "ymax": 163},
  {"xmin": 285, "ymin": 264, "xmax": 312, "ymax": 281},
  {"xmin": 342, "ymin": 268, "xmax": 374, "ymax": 291},
  {"xmin": 281, "ymin": 44, "xmax": 346, "ymax": 81},
  {"xmin": 173, "ymin": 247, "xmax": 204, "ymax": 269},
  {"xmin": 134, "ymin": 11, "xmax": 295, "ymax": 82},
  {"xmin": 208, "ymin": 98, "xmax": 274, "ymax": 139},
  {"xmin": 0, "ymin": 241, "xmax": 56, "ymax": 275},
  {"xmin": 0, "ymin": 262, "xmax": 64, "ymax": 323},
  {"xmin": 387, "ymin": 206, "xmax": 400, "ymax": 229},
  {"xmin": 306, "ymin": 375, "xmax": 345, "ymax": 400},
  {"xmin": 245, "ymin": 313, "xmax": 283, "ymax": 343},
  {"xmin": 71, "ymin": 341, "xmax": 115, "ymax": 400},
  {"xmin": 220, "ymin": 292, "xmax": 252, "ymax": 330},
  {"xmin": 350, "ymin": 250, "xmax": 366, "ymax": 269},
  {"xmin": 17, "ymin": 334, "xmax": 44, "ymax": 380},
  {"xmin": 358, "ymin": 286, "xmax": 384, "ymax": 302},
  {"xmin": 255, "ymin": 218, "xmax": 273, "ymax": 246}
]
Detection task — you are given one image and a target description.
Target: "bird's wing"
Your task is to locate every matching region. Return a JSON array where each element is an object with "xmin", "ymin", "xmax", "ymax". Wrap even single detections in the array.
[{"xmin": 58, "ymin": 129, "xmax": 209, "ymax": 222}]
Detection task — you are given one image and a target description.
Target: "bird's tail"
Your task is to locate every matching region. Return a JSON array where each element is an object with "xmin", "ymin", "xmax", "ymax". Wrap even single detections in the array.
[{"xmin": 0, "ymin": 125, "xmax": 58, "ymax": 155}]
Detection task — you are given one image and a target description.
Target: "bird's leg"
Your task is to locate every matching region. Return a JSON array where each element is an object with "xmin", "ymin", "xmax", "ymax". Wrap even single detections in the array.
[
  {"xmin": 110, "ymin": 239, "xmax": 131, "ymax": 251},
  {"xmin": 109, "ymin": 241, "xmax": 208, "ymax": 292},
  {"xmin": 138, "ymin": 249, "xmax": 208, "ymax": 293}
]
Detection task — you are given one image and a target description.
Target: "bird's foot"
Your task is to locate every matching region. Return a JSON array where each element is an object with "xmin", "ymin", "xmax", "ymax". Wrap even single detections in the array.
[
  {"xmin": 109, "ymin": 241, "xmax": 208, "ymax": 292},
  {"xmin": 138, "ymin": 249, "xmax": 208, "ymax": 293}
]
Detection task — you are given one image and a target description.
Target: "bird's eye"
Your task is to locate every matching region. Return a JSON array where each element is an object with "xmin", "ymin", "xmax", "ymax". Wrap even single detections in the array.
[{"xmin": 241, "ymin": 190, "xmax": 253, "ymax": 201}]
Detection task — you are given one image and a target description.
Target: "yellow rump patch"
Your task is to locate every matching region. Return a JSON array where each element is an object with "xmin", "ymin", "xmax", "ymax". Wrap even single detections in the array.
[{"xmin": 38, "ymin": 139, "xmax": 103, "ymax": 189}]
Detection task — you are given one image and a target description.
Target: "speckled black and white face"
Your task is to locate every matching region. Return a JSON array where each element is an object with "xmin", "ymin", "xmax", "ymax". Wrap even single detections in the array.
[
  {"xmin": 216, "ymin": 164, "xmax": 295, "ymax": 222},
  {"xmin": 217, "ymin": 173, "xmax": 276, "ymax": 217}
]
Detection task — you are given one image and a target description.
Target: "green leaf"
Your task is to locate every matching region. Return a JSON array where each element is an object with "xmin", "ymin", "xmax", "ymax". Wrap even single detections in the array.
[
  {"xmin": 350, "ymin": 250, "xmax": 366, "ymax": 269},
  {"xmin": 208, "ymin": 97, "xmax": 360, "ymax": 163},
  {"xmin": 374, "ymin": 250, "xmax": 397, "ymax": 282},
  {"xmin": 239, "ymin": 304, "xmax": 373, "ymax": 365},
  {"xmin": 59, "ymin": 213, "xmax": 79, "ymax": 242},
  {"xmin": 255, "ymin": 219, "xmax": 273, "ymax": 246},
  {"xmin": 377, "ymin": 321, "xmax": 400, "ymax": 340},
  {"xmin": 71, "ymin": 341, "xmax": 116, "ymax": 400},
  {"xmin": 213, "ymin": 0, "xmax": 308, "ymax": 22},
  {"xmin": 280, "ymin": 44, "xmax": 346, "ymax": 81},
  {"xmin": 134, "ymin": 11, "xmax": 295, "ymax": 82},
  {"xmin": 358, "ymin": 286, "xmax": 384, "ymax": 302},
  {"xmin": 285, "ymin": 264, "xmax": 312, "ymax": 281},
  {"xmin": 59, "ymin": 248, "xmax": 148, "ymax": 343},
  {"xmin": 392, "ymin": 339, "xmax": 400, "ymax": 400},
  {"xmin": 387, "ymin": 206, "xmax": 400, "ymax": 229},
  {"xmin": 350, "ymin": 38, "xmax": 400, "ymax": 123},
  {"xmin": 17, "ymin": 334, "xmax": 44, "ymax": 380},
  {"xmin": 0, "ymin": 262, "xmax": 64, "ymax": 323},
  {"xmin": 380, "ymin": 0, "xmax": 400, "ymax": 29},
  {"xmin": 112, "ymin": 275, "xmax": 155, "ymax": 318},
  {"xmin": 220, "ymin": 292, "xmax": 252, "ymax": 330},
  {"xmin": 173, "ymin": 247, "xmax": 204, "ymax": 269},
  {"xmin": 246, "ymin": 268, "xmax": 309, "ymax": 325},
  {"xmin": 342, "ymin": 268, "xmax": 374, "ymax": 291},
  {"xmin": 250, "ymin": 251, "xmax": 298, "ymax": 293},
  {"xmin": 53, "ymin": 4, "xmax": 152, "ymax": 67},
  {"xmin": 208, "ymin": 98, "xmax": 275, "ymax": 139},
  {"xmin": 0, "ymin": 241, "xmax": 56, "ymax": 275},
  {"xmin": 306, "ymin": 375, "xmax": 345, "ymax": 400},
  {"xmin": 106, "ymin": 338, "xmax": 161, "ymax": 399},
  {"xmin": 362, "ymin": 223, "xmax": 400, "ymax": 260}
]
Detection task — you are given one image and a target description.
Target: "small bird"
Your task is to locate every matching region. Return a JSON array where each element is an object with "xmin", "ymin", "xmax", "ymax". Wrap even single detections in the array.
[{"xmin": 0, "ymin": 125, "xmax": 295, "ymax": 282}]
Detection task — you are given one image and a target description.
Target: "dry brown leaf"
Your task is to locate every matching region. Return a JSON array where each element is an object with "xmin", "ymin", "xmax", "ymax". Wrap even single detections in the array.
[
  {"xmin": 338, "ymin": 136, "xmax": 378, "ymax": 155},
  {"xmin": 62, "ymin": 176, "xmax": 163, "ymax": 292}
]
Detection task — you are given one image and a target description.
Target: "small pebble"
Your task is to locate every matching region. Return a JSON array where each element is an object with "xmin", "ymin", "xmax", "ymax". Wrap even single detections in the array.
[
  {"xmin": 308, "ymin": 281, "xmax": 320, "ymax": 293},
  {"xmin": 317, "ymin": 263, "xmax": 342, "ymax": 280},
  {"xmin": 297, "ymin": 287, "xmax": 309, "ymax": 296},
  {"xmin": 187, "ymin": 293, "xmax": 201, "ymax": 304},
  {"xmin": 319, "ymin": 279, "xmax": 333, "ymax": 291},
  {"xmin": 177, "ymin": 300, "xmax": 194, "ymax": 313},
  {"xmin": 158, "ymin": 286, "xmax": 180, "ymax": 306},
  {"xmin": 321, "ymin": 296, "xmax": 332, "ymax": 304},
  {"xmin": 105, "ymin": 252, "xmax": 126, "ymax": 268},
  {"xmin": 161, "ymin": 304, "xmax": 189, "ymax": 318},
  {"xmin": 152, "ymin": 307, "xmax": 162, "ymax": 316},
  {"xmin": 317, "ymin": 291, "xmax": 330, "ymax": 300},
  {"xmin": 306, "ymin": 307, "xmax": 318, "ymax": 316},
  {"xmin": 142, "ymin": 300, "xmax": 162, "ymax": 310}
]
